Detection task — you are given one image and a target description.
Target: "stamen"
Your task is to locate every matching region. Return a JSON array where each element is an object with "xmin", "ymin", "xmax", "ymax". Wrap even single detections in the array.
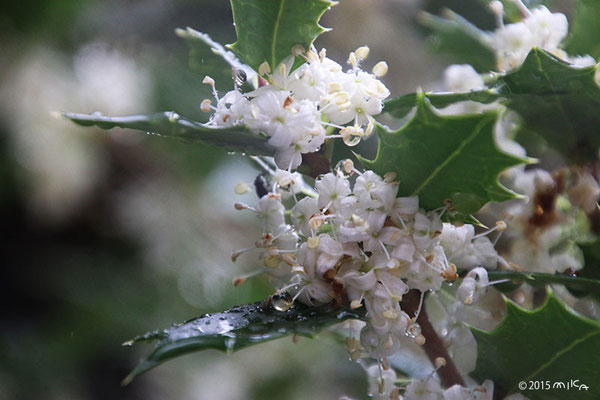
[
  {"xmin": 378, "ymin": 239, "xmax": 391, "ymax": 260},
  {"xmin": 291, "ymin": 286, "xmax": 307, "ymax": 302},
  {"xmin": 348, "ymin": 52, "xmax": 358, "ymax": 68},
  {"xmin": 232, "ymin": 268, "xmax": 268, "ymax": 286},
  {"xmin": 372, "ymin": 61, "xmax": 388, "ymax": 77},
  {"xmin": 234, "ymin": 182, "xmax": 250, "ymax": 194},
  {"xmin": 474, "ymin": 220, "xmax": 506, "ymax": 239},
  {"xmin": 414, "ymin": 290, "xmax": 425, "ymax": 321},
  {"xmin": 231, "ymin": 247, "xmax": 255, "ymax": 262},
  {"xmin": 258, "ymin": 61, "xmax": 271, "ymax": 76},
  {"xmin": 234, "ymin": 202, "xmax": 253, "ymax": 211},
  {"xmin": 200, "ymin": 99, "xmax": 212, "ymax": 112},
  {"xmin": 291, "ymin": 44, "xmax": 305, "ymax": 56},
  {"xmin": 434, "ymin": 357, "xmax": 446, "ymax": 369},
  {"xmin": 202, "ymin": 76, "xmax": 219, "ymax": 101},
  {"xmin": 489, "ymin": 1, "xmax": 505, "ymax": 28},
  {"xmin": 509, "ymin": 0, "xmax": 532, "ymax": 16},
  {"xmin": 488, "ymin": 278, "xmax": 511, "ymax": 286}
]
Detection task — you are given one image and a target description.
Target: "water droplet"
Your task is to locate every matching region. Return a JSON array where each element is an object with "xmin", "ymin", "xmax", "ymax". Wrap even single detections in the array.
[
  {"xmin": 167, "ymin": 111, "xmax": 180, "ymax": 122},
  {"xmin": 224, "ymin": 337, "xmax": 236, "ymax": 354},
  {"xmin": 272, "ymin": 292, "xmax": 294, "ymax": 312}
]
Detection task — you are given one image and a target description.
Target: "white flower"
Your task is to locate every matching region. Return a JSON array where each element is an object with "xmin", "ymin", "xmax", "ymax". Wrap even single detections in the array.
[
  {"xmin": 354, "ymin": 170, "xmax": 398, "ymax": 212},
  {"xmin": 209, "ymin": 89, "xmax": 250, "ymax": 126},
  {"xmin": 567, "ymin": 173, "xmax": 600, "ymax": 214},
  {"xmin": 322, "ymin": 70, "xmax": 389, "ymax": 126},
  {"xmin": 443, "ymin": 380, "xmax": 493, "ymax": 400},
  {"xmin": 524, "ymin": 6, "xmax": 568, "ymax": 50},
  {"xmin": 440, "ymin": 224, "xmax": 498, "ymax": 270},
  {"xmin": 256, "ymin": 193, "xmax": 285, "ymax": 233},
  {"xmin": 443, "ymin": 64, "xmax": 485, "ymax": 92},
  {"xmin": 403, "ymin": 377, "xmax": 443, "ymax": 400},
  {"xmin": 289, "ymin": 49, "xmax": 344, "ymax": 102},
  {"xmin": 317, "ymin": 234, "xmax": 345, "ymax": 276},
  {"xmin": 315, "ymin": 172, "xmax": 351, "ymax": 211},
  {"xmin": 295, "ymin": 243, "xmax": 334, "ymax": 304},
  {"xmin": 569, "ymin": 54, "xmax": 597, "ymax": 68},
  {"xmin": 493, "ymin": 22, "xmax": 535, "ymax": 71},
  {"xmin": 404, "ymin": 258, "xmax": 444, "ymax": 292},
  {"xmin": 457, "ymin": 267, "xmax": 489, "ymax": 305},
  {"xmin": 493, "ymin": 6, "xmax": 569, "ymax": 71},
  {"xmin": 291, "ymin": 197, "xmax": 320, "ymax": 236},
  {"xmin": 366, "ymin": 364, "xmax": 397, "ymax": 400}
]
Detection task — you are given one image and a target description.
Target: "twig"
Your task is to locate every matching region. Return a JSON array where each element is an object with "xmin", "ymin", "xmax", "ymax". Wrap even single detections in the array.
[{"xmin": 400, "ymin": 289, "xmax": 466, "ymax": 388}]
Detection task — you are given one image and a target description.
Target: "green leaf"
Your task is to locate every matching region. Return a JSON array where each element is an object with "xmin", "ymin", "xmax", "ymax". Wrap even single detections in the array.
[
  {"xmin": 565, "ymin": 0, "xmax": 600, "ymax": 59},
  {"xmin": 384, "ymin": 90, "xmax": 501, "ymax": 120},
  {"xmin": 175, "ymin": 27, "xmax": 256, "ymax": 89},
  {"xmin": 579, "ymin": 238, "xmax": 600, "ymax": 297},
  {"xmin": 122, "ymin": 301, "xmax": 365, "ymax": 384},
  {"xmin": 228, "ymin": 0, "xmax": 335, "ymax": 71},
  {"xmin": 471, "ymin": 292, "xmax": 600, "ymax": 399},
  {"xmin": 61, "ymin": 112, "xmax": 273, "ymax": 156},
  {"xmin": 359, "ymin": 93, "xmax": 525, "ymax": 217},
  {"xmin": 487, "ymin": 270, "xmax": 600, "ymax": 297},
  {"xmin": 418, "ymin": 9, "xmax": 496, "ymax": 71},
  {"xmin": 498, "ymin": 49, "xmax": 600, "ymax": 162},
  {"xmin": 384, "ymin": 49, "xmax": 600, "ymax": 162}
]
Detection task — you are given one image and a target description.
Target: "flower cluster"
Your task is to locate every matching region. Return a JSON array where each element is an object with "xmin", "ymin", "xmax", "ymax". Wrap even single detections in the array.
[
  {"xmin": 489, "ymin": 0, "xmax": 597, "ymax": 71},
  {"xmin": 233, "ymin": 162, "xmax": 500, "ymax": 362},
  {"xmin": 202, "ymin": 47, "xmax": 390, "ymax": 170},
  {"xmin": 497, "ymin": 168, "xmax": 599, "ymax": 274}
]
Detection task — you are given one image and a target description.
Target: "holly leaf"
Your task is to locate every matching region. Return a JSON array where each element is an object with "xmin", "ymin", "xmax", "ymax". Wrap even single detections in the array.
[
  {"xmin": 384, "ymin": 49, "xmax": 600, "ymax": 162},
  {"xmin": 175, "ymin": 27, "xmax": 256, "ymax": 89},
  {"xmin": 359, "ymin": 93, "xmax": 525, "ymax": 217},
  {"xmin": 579, "ymin": 237, "xmax": 600, "ymax": 292},
  {"xmin": 383, "ymin": 89, "xmax": 501, "ymax": 120},
  {"xmin": 499, "ymin": 49, "xmax": 600, "ymax": 162},
  {"xmin": 487, "ymin": 270, "xmax": 600, "ymax": 298},
  {"xmin": 61, "ymin": 112, "xmax": 273, "ymax": 156},
  {"xmin": 228, "ymin": 0, "xmax": 335, "ymax": 71},
  {"xmin": 471, "ymin": 292, "xmax": 600, "ymax": 399},
  {"xmin": 418, "ymin": 9, "xmax": 496, "ymax": 71},
  {"xmin": 565, "ymin": 0, "xmax": 600, "ymax": 59},
  {"xmin": 122, "ymin": 301, "xmax": 364, "ymax": 385}
]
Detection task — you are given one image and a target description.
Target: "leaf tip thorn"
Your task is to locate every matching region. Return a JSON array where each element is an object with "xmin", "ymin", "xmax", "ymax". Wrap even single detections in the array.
[
  {"xmin": 121, "ymin": 374, "xmax": 135, "ymax": 387},
  {"xmin": 50, "ymin": 111, "xmax": 65, "ymax": 120}
]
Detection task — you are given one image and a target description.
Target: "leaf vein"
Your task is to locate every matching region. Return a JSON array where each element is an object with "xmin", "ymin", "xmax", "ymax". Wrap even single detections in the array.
[
  {"xmin": 411, "ymin": 117, "xmax": 487, "ymax": 196},
  {"xmin": 271, "ymin": 0, "xmax": 286, "ymax": 68},
  {"xmin": 517, "ymin": 329, "xmax": 600, "ymax": 390}
]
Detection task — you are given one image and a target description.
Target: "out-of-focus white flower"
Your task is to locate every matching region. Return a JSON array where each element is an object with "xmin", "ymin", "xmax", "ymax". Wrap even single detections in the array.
[
  {"xmin": 403, "ymin": 377, "xmax": 443, "ymax": 400},
  {"xmin": 444, "ymin": 64, "xmax": 485, "ymax": 92},
  {"xmin": 0, "ymin": 44, "xmax": 150, "ymax": 224},
  {"xmin": 366, "ymin": 364, "xmax": 397, "ymax": 400}
]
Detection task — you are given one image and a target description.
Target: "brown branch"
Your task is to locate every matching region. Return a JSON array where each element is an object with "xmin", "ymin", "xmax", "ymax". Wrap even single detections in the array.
[{"xmin": 400, "ymin": 289, "xmax": 466, "ymax": 388}]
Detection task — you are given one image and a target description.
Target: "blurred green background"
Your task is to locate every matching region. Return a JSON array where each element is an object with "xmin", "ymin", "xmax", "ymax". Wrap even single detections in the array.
[{"xmin": 0, "ymin": 0, "xmax": 574, "ymax": 399}]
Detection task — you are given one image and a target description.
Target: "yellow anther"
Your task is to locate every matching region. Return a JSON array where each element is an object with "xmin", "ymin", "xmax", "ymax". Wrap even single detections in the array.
[
  {"xmin": 258, "ymin": 61, "xmax": 271, "ymax": 76},
  {"xmin": 200, "ymin": 99, "xmax": 212, "ymax": 112},
  {"xmin": 234, "ymin": 182, "xmax": 250, "ymax": 194},
  {"xmin": 355, "ymin": 46, "xmax": 370, "ymax": 61},
  {"xmin": 372, "ymin": 61, "xmax": 388, "ymax": 77}
]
